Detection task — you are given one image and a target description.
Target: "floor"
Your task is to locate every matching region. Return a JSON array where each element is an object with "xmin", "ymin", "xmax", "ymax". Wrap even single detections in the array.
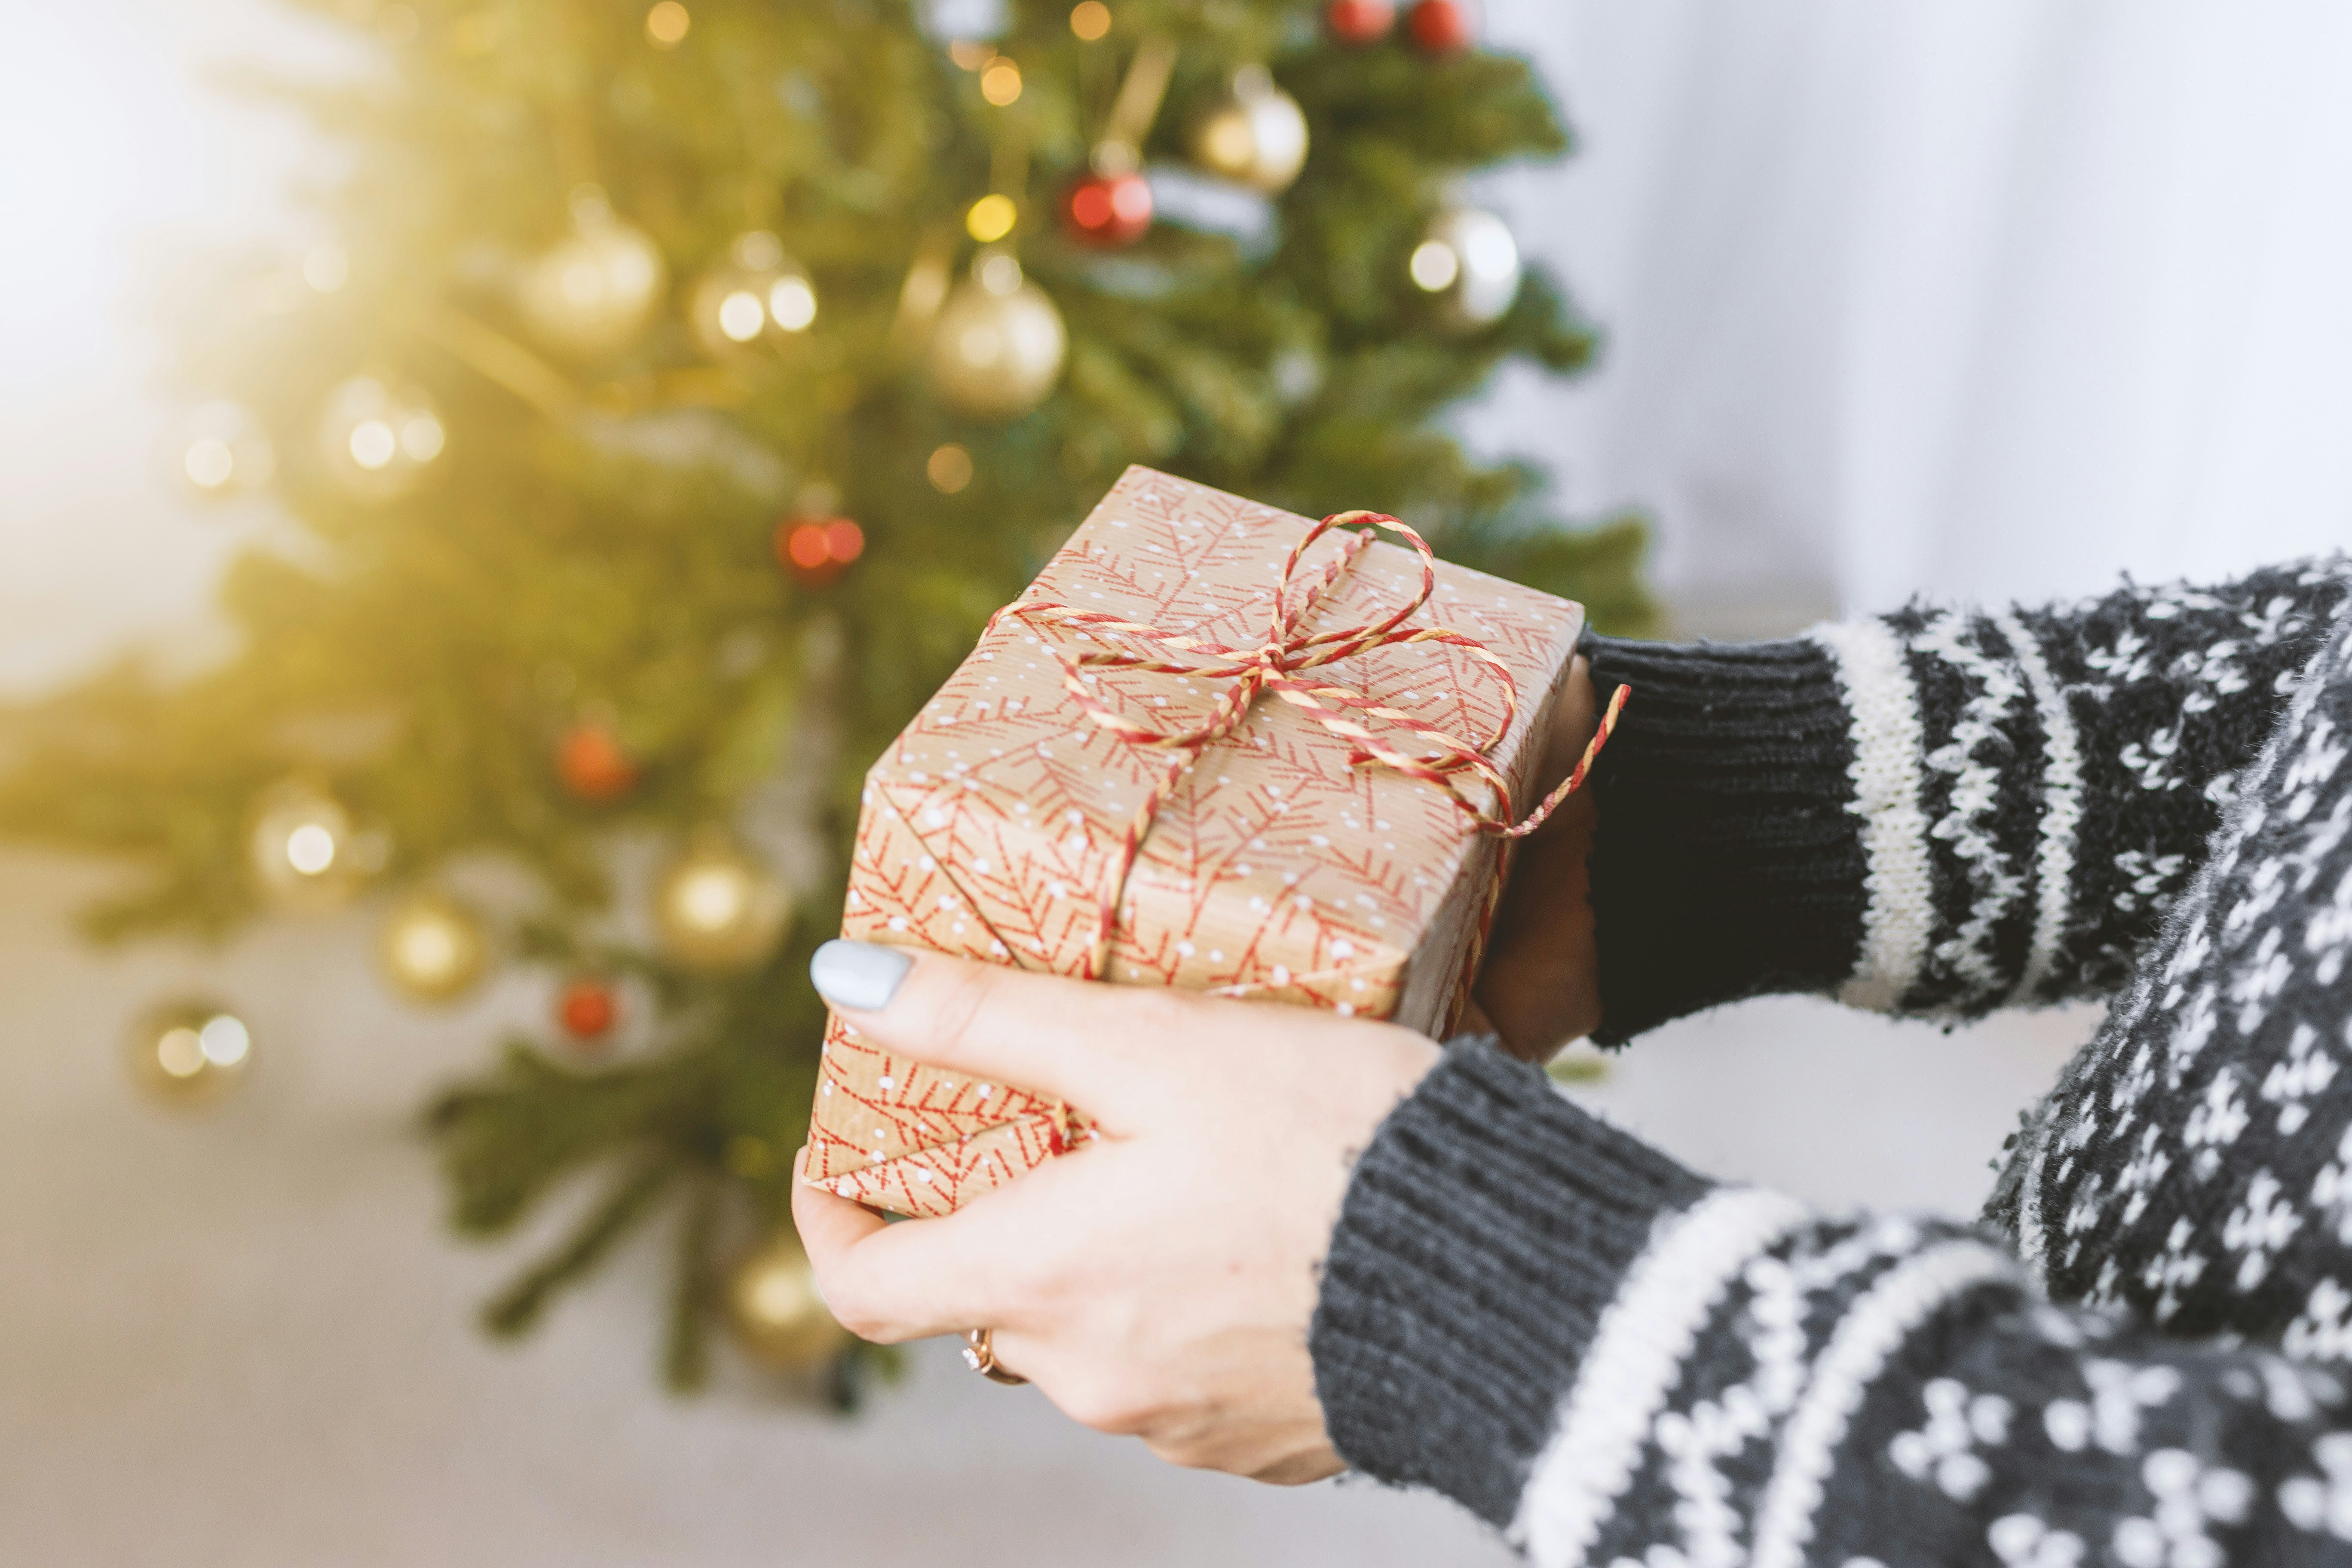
[{"xmin": 0, "ymin": 848, "xmax": 2097, "ymax": 1568}]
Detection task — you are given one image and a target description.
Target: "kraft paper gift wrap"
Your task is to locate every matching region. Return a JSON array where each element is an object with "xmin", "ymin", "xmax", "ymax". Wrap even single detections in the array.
[{"xmin": 802, "ymin": 466, "xmax": 1590, "ymax": 1218}]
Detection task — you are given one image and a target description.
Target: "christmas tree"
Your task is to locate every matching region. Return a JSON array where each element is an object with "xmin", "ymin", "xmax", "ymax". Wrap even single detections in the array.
[{"xmin": 0, "ymin": 0, "xmax": 1650, "ymax": 1396}]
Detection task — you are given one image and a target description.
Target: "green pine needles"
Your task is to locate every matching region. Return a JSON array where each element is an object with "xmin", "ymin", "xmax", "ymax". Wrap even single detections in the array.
[{"xmin": 0, "ymin": 0, "xmax": 1651, "ymax": 1395}]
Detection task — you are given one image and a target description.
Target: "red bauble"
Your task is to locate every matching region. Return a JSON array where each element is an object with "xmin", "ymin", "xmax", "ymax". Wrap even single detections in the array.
[
  {"xmin": 557, "ymin": 978, "xmax": 618, "ymax": 1041},
  {"xmin": 776, "ymin": 517, "xmax": 865, "ymax": 586},
  {"xmin": 1325, "ymin": 0, "xmax": 1395, "ymax": 44},
  {"xmin": 1406, "ymin": 0, "xmax": 1474, "ymax": 53},
  {"xmin": 557, "ymin": 724, "xmax": 636, "ymax": 802},
  {"xmin": 1059, "ymin": 170, "xmax": 1153, "ymax": 249}
]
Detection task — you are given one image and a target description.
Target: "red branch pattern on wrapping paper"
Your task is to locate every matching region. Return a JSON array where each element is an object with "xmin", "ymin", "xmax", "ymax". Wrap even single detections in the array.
[
  {"xmin": 805, "ymin": 468, "xmax": 1600, "ymax": 1217},
  {"xmin": 994, "ymin": 507, "xmax": 1628, "ymax": 979}
]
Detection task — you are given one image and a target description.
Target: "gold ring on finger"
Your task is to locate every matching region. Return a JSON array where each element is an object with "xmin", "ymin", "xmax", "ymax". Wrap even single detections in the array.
[{"xmin": 963, "ymin": 1327, "xmax": 1027, "ymax": 1385}]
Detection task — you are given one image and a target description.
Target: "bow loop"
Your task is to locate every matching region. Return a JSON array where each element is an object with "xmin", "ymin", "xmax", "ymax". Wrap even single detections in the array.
[{"xmin": 987, "ymin": 509, "xmax": 1625, "ymax": 978}]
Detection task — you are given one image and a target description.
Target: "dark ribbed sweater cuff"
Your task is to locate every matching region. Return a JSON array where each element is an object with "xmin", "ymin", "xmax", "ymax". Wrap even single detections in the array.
[
  {"xmin": 1582, "ymin": 633, "xmax": 1869, "ymax": 1044},
  {"xmin": 1308, "ymin": 1044, "xmax": 1712, "ymax": 1526}
]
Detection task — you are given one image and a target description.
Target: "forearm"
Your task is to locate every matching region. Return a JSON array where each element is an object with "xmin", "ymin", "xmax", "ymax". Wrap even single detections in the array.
[
  {"xmin": 1311, "ymin": 1047, "xmax": 2352, "ymax": 1564},
  {"xmin": 1581, "ymin": 560, "xmax": 2352, "ymax": 1041}
]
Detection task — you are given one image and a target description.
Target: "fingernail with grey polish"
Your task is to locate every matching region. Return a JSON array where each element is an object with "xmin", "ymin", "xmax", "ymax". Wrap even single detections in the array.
[{"xmin": 810, "ymin": 940, "xmax": 912, "ymax": 1011}]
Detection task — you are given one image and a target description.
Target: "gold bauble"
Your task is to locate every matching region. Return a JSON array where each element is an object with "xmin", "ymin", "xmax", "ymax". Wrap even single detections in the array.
[
  {"xmin": 517, "ymin": 186, "xmax": 668, "ymax": 358},
  {"xmin": 377, "ymin": 890, "xmax": 490, "ymax": 1003},
  {"xmin": 926, "ymin": 255, "xmax": 1066, "ymax": 420},
  {"xmin": 651, "ymin": 832, "xmax": 790, "ymax": 972},
  {"xmin": 127, "ymin": 1001, "xmax": 255, "ymax": 1108},
  {"xmin": 1186, "ymin": 66, "xmax": 1309, "ymax": 194},
  {"xmin": 1408, "ymin": 205, "xmax": 1522, "ymax": 330},
  {"xmin": 317, "ymin": 375, "xmax": 445, "ymax": 501},
  {"xmin": 726, "ymin": 1232, "xmax": 849, "ymax": 1370},
  {"xmin": 248, "ymin": 778, "xmax": 372, "ymax": 911},
  {"xmin": 689, "ymin": 230, "xmax": 818, "ymax": 358}
]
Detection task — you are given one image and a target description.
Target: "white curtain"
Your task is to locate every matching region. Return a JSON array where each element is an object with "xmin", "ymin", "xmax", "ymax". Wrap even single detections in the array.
[{"xmin": 1474, "ymin": 0, "xmax": 2352, "ymax": 624}]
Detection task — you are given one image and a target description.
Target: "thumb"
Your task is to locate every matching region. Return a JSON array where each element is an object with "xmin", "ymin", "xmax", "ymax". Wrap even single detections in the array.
[{"xmin": 810, "ymin": 941, "xmax": 1167, "ymax": 1117}]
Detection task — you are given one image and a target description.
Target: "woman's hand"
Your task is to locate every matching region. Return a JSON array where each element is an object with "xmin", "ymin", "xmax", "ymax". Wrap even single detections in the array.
[
  {"xmin": 793, "ymin": 943, "xmax": 1439, "ymax": 1483},
  {"xmin": 1469, "ymin": 654, "xmax": 1605, "ymax": 1060}
]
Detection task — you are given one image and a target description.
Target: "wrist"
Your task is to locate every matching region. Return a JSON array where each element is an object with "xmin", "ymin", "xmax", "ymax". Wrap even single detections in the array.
[{"xmin": 1473, "ymin": 655, "xmax": 1603, "ymax": 1059}]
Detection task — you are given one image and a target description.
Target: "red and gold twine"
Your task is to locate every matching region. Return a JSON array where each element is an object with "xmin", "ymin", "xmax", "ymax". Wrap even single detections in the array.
[{"xmin": 987, "ymin": 509, "xmax": 1628, "ymax": 980}]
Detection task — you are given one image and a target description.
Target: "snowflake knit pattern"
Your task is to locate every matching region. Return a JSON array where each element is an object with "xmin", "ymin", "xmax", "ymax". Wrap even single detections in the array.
[{"xmin": 1310, "ymin": 561, "xmax": 2352, "ymax": 1566}]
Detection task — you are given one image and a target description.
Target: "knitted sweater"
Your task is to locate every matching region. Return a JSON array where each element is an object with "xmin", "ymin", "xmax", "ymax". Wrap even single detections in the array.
[{"xmin": 1309, "ymin": 562, "xmax": 2352, "ymax": 1566}]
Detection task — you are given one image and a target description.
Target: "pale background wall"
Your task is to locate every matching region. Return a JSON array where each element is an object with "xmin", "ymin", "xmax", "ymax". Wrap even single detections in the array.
[
  {"xmin": 1470, "ymin": 0, "xmax": 2352, "ymax": 631},
  {"xmin": 4, "ymin": 2, "xmax": 2343, "ymax": 1564}
]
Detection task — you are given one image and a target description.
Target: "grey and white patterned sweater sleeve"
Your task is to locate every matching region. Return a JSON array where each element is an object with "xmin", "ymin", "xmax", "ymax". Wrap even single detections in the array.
[
  {"xmin": 1579, "ymin": 561, "xmax": 2352, "ymax": 1044},
  {"xmin": 1308, "ymin": 604, "xmax": 2352, "ymax": 1565},
  {"xmin": 1311, "ymin": 1050, "xmax": 2352, "ymax": 1568}
]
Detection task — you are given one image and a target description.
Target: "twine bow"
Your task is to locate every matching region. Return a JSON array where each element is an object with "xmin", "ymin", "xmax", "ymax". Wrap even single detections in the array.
[{"xmin": 989, "ymin": 509, "xmax": 1628, "ymax": 980}]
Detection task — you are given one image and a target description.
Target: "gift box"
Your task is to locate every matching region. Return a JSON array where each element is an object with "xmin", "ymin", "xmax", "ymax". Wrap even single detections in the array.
[{"xmin": 802, "ymin": 466, "xmax": 1611, "ymax": 1217}]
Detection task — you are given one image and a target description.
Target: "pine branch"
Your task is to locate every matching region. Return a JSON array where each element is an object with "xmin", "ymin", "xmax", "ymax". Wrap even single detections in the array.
[
  {"xmin": 481, "ymin": 1157, "xmax": 677, "ymax": 1339},
  {"xmin": 664, "ymin": 1175, "xmax": 719, "ymax": 1393},
  {"xmin": 429, "ymin": 1043, "xmax": 714, "ymax": 1236}
]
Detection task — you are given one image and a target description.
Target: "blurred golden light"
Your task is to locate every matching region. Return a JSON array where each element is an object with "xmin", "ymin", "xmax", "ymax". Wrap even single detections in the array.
[
  {"xmin": 689, "ymin": 234, "xmax": 814, "ymax": 355},
  {"xmin": 927, "ymin": 442, "xmax": 974, "ymax": 493},
  {"xmin": 977, "ymin": 251, "xmax": 1023, "ymax": 295},
  {"xmin": 980, "ymin": 58, "xmax": 1022, "ymax": 106},
  {"xmin": 199, "ymin": 1015, "xmax": 252, "ymax": 1068},
  {"xmin": 1409, "ymin": 238, "xmax": 1460, "ymax": 291},
  {"xmin": 349, "ymin": 419, "xmax": 398, "ymax": 470},
  {"xmin": 156, "ymin": 1027, "xmax": 205, "ymax": 1079},
  {"xmin": 748, "ymin": 1267, "xmax": 808, "ymax": 1320},
  {"xmin": 651, "ymin": 835, "xmax": 789, "ymax": 971},
  {"xmin": 1188, "ymin": 70, "xmax": 1310, "ymax": 193},
  {"xmin": 399, "ymin": 413, "xmax": 445, "ymax": 461},
  {"xmin": 179, "ymin": 402, "xmax": 276, "ymax": 498},
  {"xmin": 956, "ymin": 322, "xmax": 999, "ymax": 364},
  {"xmin": 768, "ymin": 276, "xmax": 817, "ymax": 331},
  {"xmin": 1408, "ymin": 208, "xmax": 1519, "ymax": 326},
  {"xmin": 285, "ymin": 822, "xmax": 339, "ymax": 876},
  {"xmin": 735, "ymin": 231, "xmax": 782, "ymax": 270},
  {"xmin": 948, "ymin": 40, "xmax": 994, "ymax": 70},
  {"xmin": 1203, "ymin": 117, "xmax": 1256, "ymax": 171},
  {"xmin": 966, "ymin": 194, "xmax": 1017, "ymax": 244},
  {"xmin": 517, "ymin": 193, "xmax": 668, "ymax": 357},
  {"xmin": 184, "ymin": 438, "xmax": 236, "ymax": 491},
  {"xmin": 557, "ymin": 257, "xmax": 604, "ymax": 305},
  {"xmin": 603, "ymin": 249, "xmax": 658, "ymax": 294},
  {"xmin": 249, "ymin": 781, "xmax": 369, "ymax": 909},
  {"xmin": 377, "ymin": 4, "xmax": 419, "ymax": 44},
  {"xmin": 645, "ymin": 2, "xmax": 691, "ymax": 47},
  {"xmin": 303, "ymin": 243, "xmax": 349, "ymax": 292},
  {"xmin": 129, "ymin": 1004, "xmax": 257, "ymax": 1108},
  {"xmin": 320, "ymin": 376, "xmax": 445, "ymax": 498},
  {"xmin": 397, "ymin": 921, "xmax": 456, "ymax": 973},
  {"xmin": 726, "ymin": 1232, "xmax": 848, "ymax": 1369},
  {"xmin": 717, "ymin": 289, "xmax": 765, "ymax": 341},
  {"xmin": 1071, "ymin": 2, "xmax": 1112, "ymax": 40},
  {"xmin": 569, "ymin": 183, "xmax": 613, "ymax": 225},
  {"xmin": 675, "ymin": 864, "xmax": 748, "ymax": 930},
  {"xmin": 928, "ymin": 274, "xmax": 1066, "ymax": 418},
  {"xmin": 378, "ymin": 891, "xmax": 489, "ymax": 1001}
]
